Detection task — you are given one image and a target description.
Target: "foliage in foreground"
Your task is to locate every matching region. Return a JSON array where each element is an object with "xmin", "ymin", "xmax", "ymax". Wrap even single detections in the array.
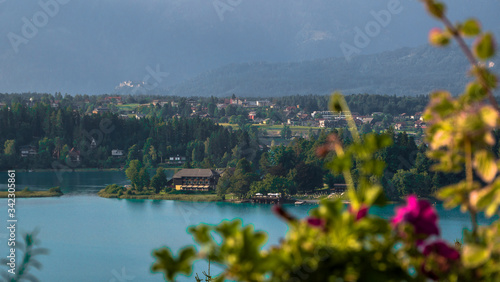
[
  {"xmin": 152, "ymin": 1, "xmax": 500, "ymax": 281},
  {"xmin": 1, "ymin": 231, "xmax": 49, "ymax": 282}
]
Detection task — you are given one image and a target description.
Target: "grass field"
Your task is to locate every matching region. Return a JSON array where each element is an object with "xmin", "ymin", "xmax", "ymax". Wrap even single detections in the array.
[
  {"xmin": 0, "ymin": 187, "xmax": 63, "ymax": 198},
  {"xmin": 219, "ymin": 123, "xmax": 322, "ymax": 135},
  {"xmin": 116, "ymin": 104, "xmax": 141, "ymax": 111}
]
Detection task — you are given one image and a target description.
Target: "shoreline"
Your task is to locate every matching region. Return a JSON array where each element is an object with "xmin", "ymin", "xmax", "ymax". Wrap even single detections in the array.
[
  {"xmin": 0, "ymin": 190, "xmax": 64, "ymax": 198},
  {"xmin": 97, "ymin": 194, "xmax": 321, "ymax": 204},
  {"xmin": 0, "ymin": 167, "xmax": 182, "ymax": 173},
  {"xmin": 97, "ymin": 190, "xmax": 222, "ymax": 202}
]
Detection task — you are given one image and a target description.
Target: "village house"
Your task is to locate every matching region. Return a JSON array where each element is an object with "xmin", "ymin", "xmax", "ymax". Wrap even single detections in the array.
[
  {"xmin": 172, "ymin": 169, "xmax": 220, "ymax": 192},
  {"xmin": 90, "ymin": 138, "xmax": 97, "ymax": 149},
  {"xmin": 396, "ymin": 113, "xmax": 409, "ymax": 121},
  {"xmin": 111, "ymin": 149, "xmax": 124, "ymax": 157},
  {"xmin": 135, "ymin": 114, "xmax": 146, "ymax": 120},
  {"xmin": 312, "ymin": 111, "xmax": 353, "ymax": 119},
  {"xmin": 262, "ymin": 118, "xmax": 272, "ymax": 125},
  {"xmin": 412, "ymin": 112, "xmax": 423, "ymax": 120},
  {"xmin": 69, "ymin": 148, "xmax": 81, "ymax": 163},
  {"xmin": 256, "ymin": 100, "xmax": 271, "ymax": 107},
  {"xmin": 415, "ymin": 120, "xmax": 427, "ymax": 129},
  {"xmin": 168, "ymin": 155, "xmax": 186, "ymax": 164},
  {"xmin": 297, "ymin": 113, "xmax": 309, "ymax": 120},
  {"xmin": 246, "ymin": 101, "xmax": 258, "ymax": 107},
  {"xmin": 318, "ymin": 119, "xmax": 326, "ymax": 128},
  {"xmin": 394, "ymin": 122, "xmax": 404, "ymax": 130},
  {"xmin": 104, "ymin": 97, "xmax": 122, "ymax": 104},
  {"xmin": 248, "ymin": 111, "xmax": 257, "ymax": 120},
  {"xmin": 362, "ymin": 117, "xmax": 374, "ymax": 124},
  {"xmin": 331, "ymin": 184, "xmax": 348, "ymax": 193},
  {"xmin": 230, "ymin": 98, "xmax": 244, "ymax": 105},
  {"xmin": 253, "ymin": 118, "xmax": 265, "ymax": 124},
  {"xmin": 93, "ymin": 107, "xmax": 110, "ymax": 115},
  {"xmin": 20, "ymin": 145, "xmax": 37, "ymax": 158},
  {"xmin": 357, "ymin": 116, "xmax": 374, "ymax": 124},
  {"xmin": 319, "ymin": 119, "xmax": 347, "ymax": 128}
]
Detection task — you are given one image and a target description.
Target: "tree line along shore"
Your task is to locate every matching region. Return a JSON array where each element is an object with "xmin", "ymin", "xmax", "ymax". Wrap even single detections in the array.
[{"xmin": 0, "ymin": 186, "xmax": 63, "ymax": 198}]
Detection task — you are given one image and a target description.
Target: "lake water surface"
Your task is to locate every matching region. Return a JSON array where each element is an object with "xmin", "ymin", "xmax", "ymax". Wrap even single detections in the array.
[{"xmin": 0, "ymin": 171, "xmax": 495, "ymax": 281}]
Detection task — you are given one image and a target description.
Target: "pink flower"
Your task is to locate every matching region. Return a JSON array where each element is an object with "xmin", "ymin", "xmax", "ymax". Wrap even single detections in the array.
[
  {"xmin": 349, "ymin": 204, "xmax": 369, "ymax": 221},
  {"xmin": 421, "ymin": 240, "xmax": 460, "ymax": 280},
  {"xmin": 392, "ymin": 195, "xmax": 439, "ymax": 239},
  {"xmin": 306, "ymin": 217, "xmax": 325, "ymax": 228},
  {"xmin": 423, "ymin": 240, "xmax": 460, "ymax": 260}
]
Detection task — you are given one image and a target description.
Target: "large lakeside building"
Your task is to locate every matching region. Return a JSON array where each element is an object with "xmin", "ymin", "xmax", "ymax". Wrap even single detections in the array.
[{"xmin": 172, "ymin": 169, "xmax": 221, "ymax": 192}]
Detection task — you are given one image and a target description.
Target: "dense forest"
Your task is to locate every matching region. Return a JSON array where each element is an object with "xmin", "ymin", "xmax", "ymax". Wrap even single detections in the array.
[
  {"xmin": 274, "ymin": 94, "xmax": 430, "ymax": 115},
  {"xmin": 216, "ymin": 128, "xmax": 482, "ymax": 199},
  {"xmin": 0, "ymin": 98, "xmax": 262, "ymax": 170}
]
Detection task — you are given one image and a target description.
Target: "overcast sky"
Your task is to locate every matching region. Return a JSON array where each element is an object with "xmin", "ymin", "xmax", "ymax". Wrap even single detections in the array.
[{"xmin": 0, "ymin": 0, "xmax": 499, "ymax": 94}]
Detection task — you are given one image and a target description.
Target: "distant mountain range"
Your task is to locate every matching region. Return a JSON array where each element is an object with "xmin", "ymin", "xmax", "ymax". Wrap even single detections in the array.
[
  {"xmin": 116, "ymin": 45, "xmax": 497, "ymax": 97},
  {"xmin": 2, "ymin": 0, "xmax": 499, "ymax": 95}
]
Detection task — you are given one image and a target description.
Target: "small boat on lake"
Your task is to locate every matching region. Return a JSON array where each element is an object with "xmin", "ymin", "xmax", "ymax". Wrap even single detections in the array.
[{"xmin": 295, "ymin": 201, "xmax": 305, "ymax": 205}]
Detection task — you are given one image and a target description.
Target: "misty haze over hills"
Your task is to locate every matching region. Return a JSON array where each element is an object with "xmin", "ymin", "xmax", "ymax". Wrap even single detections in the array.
[
  {"xmin": 0, "ymin": 0, "xmax": 499, "ymax": 95},
  {"xmin": 161, "ymin": 45, "xmax": 499, "ymax": 97}
]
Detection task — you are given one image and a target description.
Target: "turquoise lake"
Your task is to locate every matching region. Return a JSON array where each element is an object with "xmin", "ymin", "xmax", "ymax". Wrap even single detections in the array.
[{"xmin": 0, "ymin": 171, "xmax": 496, "ymax": 281}]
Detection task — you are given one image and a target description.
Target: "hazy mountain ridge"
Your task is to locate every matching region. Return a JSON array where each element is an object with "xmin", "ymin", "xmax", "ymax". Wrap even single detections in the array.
[
  {"xmin": 163, "ymin": 45, "xmax": 493, "ymax": 97},
  {"xmin": 2, "ymin": 0, "xmax": 499, "ymax": 94}
]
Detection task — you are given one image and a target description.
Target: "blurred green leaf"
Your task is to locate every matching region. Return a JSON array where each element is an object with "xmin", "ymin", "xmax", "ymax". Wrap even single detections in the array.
[
  {"xmin": 152, "ymin": 247, "xmax": 196, "ymax": 281},
  {"xmin": 329, "ymin": 92, "xmax": 345, "ymax": 113},
  {"xmin": 437, "ymin": 181, "xmax": 478, "ymax": 210},
  {"xmin": 460, "ymin": 19, "xmax": 481, "ymax": 37},
  {"xmin": 474, "ymin": 33, "xmax": 496, "ymax": 60},
  {"xmin": 425, "ymin": 1, "xmax": 446, "ymax": 18},
  {"xmin": 189, "ymin": 224, "xmax": 213, "ymax": 244},
  {"xmin": 363, "ymin": 185, "xmax": 386, "ymax": 206},
  {"xmin": 462, "ymin": 244, "xmax": 490, "ymax": 268},
  {"xmin": 473, "ymin": 150, "xmax": 498, "ymax": 183},
  {"xmin": 476, "ymin": 179, "xmax": 500, "ymax": 217},
  {"xmin": 329, "ymin": 153, "xmax": 353, "ymax": 174},
  {"xmin": 461, "ymin": 82, "xmax": 487, "ymax": 104}
]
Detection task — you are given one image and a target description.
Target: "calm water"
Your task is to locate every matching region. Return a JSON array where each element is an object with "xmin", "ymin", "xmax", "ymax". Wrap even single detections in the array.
[{"xmin": 0, "ymin": 171, "xmax": 496, "ymax": 281}]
